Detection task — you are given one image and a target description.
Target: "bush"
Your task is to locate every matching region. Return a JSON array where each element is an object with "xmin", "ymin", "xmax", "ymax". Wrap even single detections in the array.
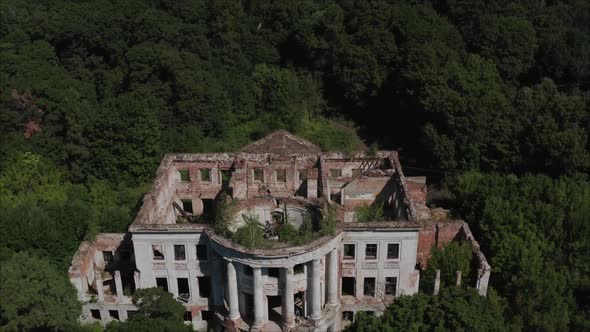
[
  {"xmin": 320, "ymin": 206, "xmax": 338, "ymax": 236},
  {"xmin": 233, "ymin": 215, "xmax": 266, "ymax": 249},
  {"xmin": 355, "ymin": 203, "xmax": 384, "ymax": 223},
  {"xmin": 420, "ymin": 241, "xmax": 472, "ymax": 293}
]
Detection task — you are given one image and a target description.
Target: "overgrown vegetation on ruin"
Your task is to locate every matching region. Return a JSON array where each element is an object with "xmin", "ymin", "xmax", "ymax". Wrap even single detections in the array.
[
  {"xmin": 0, "ymin": 0, "xmax": 589, "ymax": 330},
  {"xmin": 355, "ymin": 203, "xmax": 385, "ymax": 223}
]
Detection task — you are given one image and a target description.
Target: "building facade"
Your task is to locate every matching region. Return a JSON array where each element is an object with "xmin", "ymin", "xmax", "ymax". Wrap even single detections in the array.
[{"xmin": 68, "ymin": 131, "xmax": 490, "ymax": 331}]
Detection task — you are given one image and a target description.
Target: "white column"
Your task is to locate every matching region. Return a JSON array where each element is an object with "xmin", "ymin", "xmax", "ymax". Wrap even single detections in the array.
[
  {"xmin": 327, "ymin": 249, "xmax": 338, "ymax": 305},
  {"xmin": 114, "ymin": 270, "xmax": 124, "ymax": 301},
  {"xmin": 252, "ymin": 267, "xmax": 264, "ymax": 328},
  {"xmin": 309, "ymin": 259, "xmax": 321, "ymax": 320},
  {"xmin": 190, "ymin": 272, "xmax": 199, "ymax": 302},
  {"xmin": 95, "ymin": 271, "xmax": 105, "ymax": 302},
  {"xmin": 133, "ymin": 271, "xmax": 140, "ymax": 290},
  {"xmin": 226, "ymin": 260, "xmax": 241, "ymax": 320},
  {"xmin": 282, "ymin": 267, "xmax": 295, "ymax": 328}
]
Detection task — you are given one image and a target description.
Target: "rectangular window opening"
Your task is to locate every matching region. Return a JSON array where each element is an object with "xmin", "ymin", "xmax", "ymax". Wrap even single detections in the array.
[
  {"xmin": 268, "ymin": 268, "xmax": 280, "ymax": 278},
  {"xmin": 298, "ymin": 169, "xmax": 307, "ymax": 181},
  {"xmin": 253, "ymin": 168, "xmax": 263, "ymax": 181},
  {"xmin": 387, "ymin": 243, "xmax": 400, "ymax": 260},
  {"xmin": 363, "ymin": 277, "xmax": 376, "ymax": 297},
  {"xmin": 196, "ymin": 245, "xmax": 208, "ymax": 260},
  {"xmin": 342, "ymin": 277, "xmax": 355, "ymax": 296},
  {"xmin": 102, "ymin": 251, "xmax": 113, "ymax": 264},
  {"xmin": 109, "ymin": 310, "xmax": 119, "ymax": 320},
  {"xmin": 365, "ymin": 244, "xmax": 377, "ymax": 260},
  {"xmin": 152, "ymin": 245, "xmax": 164, "ymax": 260},
  {"xmin": 181, "ymin": 199, "xmax": 193, "ymax": 214},
  {"xmin": 342, "ymin": 311, "xmax": 354, "ymax": 322},
  {"xmin": 198, "ymin": 276, "xmax": 211, "ymax": 298},
  {"xmin": 174, "ymin": 245, "xmax": 186, "ymax": 261},
  {"xmin": 385, "ymin": 277, "xmax": 397, "ymax": 296},
  {"xmin": 330, "ymin": 169, "xmax": 342, "ymax": 178},
  {"xmin": 156, "ymin": 277, "xmax": 168, "ymax": 291},
  {"xmin": 184, "ymin": 311, "xmax": 192, "ymax": 322},
  {"xmin": 200, "ymin": 168, "xmax": 211, "ymax": 182},
  {"xmin": 294, "ymin": 264, "xmax": 304, "ymax": 274},
  {"xmin": 177, "ymin": 278, "xmax": 190, "ymax": 301},
  {"xmin": 179, "ymin": 169, "xmax": 190, "ymax": 182},
  {"xmin": 276, "ymin": 169, "xmax": 286, "ymax": 182},
  {"xmin": 343, "ymin": 244, "xmax": 355, "ymax": 260},
  {"xmin": 90, "ymin": 309, "xmax": 101, "ymax": 320}
]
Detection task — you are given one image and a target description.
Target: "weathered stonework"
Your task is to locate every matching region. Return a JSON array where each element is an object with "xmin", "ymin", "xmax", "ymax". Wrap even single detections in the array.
[{"xmin": 69, "ymin": 131, "xmax": 490, "ymax": 331}]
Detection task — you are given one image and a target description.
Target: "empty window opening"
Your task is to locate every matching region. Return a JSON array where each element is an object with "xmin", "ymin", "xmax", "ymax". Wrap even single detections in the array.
[
  {"xmin": 184, "ymin": 311, "xmax": 192, "ymax": 322},
  {"xmin": 202, "ymin": 199, "xmax": 214, "ymax": 219},
  {"xmin": 156, "ymin": 277, "xmax": 168, "ymax": 291},
  {"xmin": 220, "ymin": 169, "xmax": 230, "ymax": 184},
  {"xmin": 298, "ymin": 169, "xmax": 307, "ymax": 181},
  {"xmin": 343, "ymin": 244, "xmax": 355, "ymax": 259},
  {"xmin": 330, "ymin": 169, "xmax": 342, "ymax": 177},
  {"xmin": 201, "ymin": 310, "xmax": 213, "ymax": 321},
  {"xmin": 330, "ymin": 192, "xmax": 341, "ymax": 204},
  {"xmin": 178, "ymin": 278, "xmax": 190, "ymax": 301},
  {"xmin": 294, "ymin": 264, "xmax": 304, "ymax": 274},
  {"xmin": 365, "ymin": 244, "xmax": 377, "ymax": 260},
  {"xmin": 102, "ymin": 251, "xmax": 113, "ymax": 264},
  {"xmin": 200, "ymin": 168, "xmax": 211, "ymax": 182},
  {"xmin": 253, "ymin": 168, "xmax": 263, "ymax": 181},
  {"xmin": 244, "ymin": 265, "xmax": 253, "ymax": 276},
  {"xmin": 363, "ymin": 278, "xmax": 376, "ymax": 297},
  {"xmin": 268, "ymin": 268, "xmax": 280, "ymax": 278},
  {"xmin": 198, "ymin": 276, "xmax": 211, "ymax": 298},
  {"xmin": 271, "ymin": 211, "xmax": 284, "ymax": 223},
  {"xmin": 385, "ymin": 277, "xmax": 397, "ymax": 296},
  {"xmin": 196, "ymin": 245, "xmax": 208, "ymax": 260},
  {"xmin": 179, "ymin": 169, "xmax": 190, "ymax": 182},
  {"xmin": 342, "ymin": 277, "xmax": 355, "ymax": 296},
  {"xmin": 245, "ymin": 293, "xmax": 254, "ymax": 318},
  {"xmin": 181, "ymin": 199, "xmax": 193, "ymax": 214},
  {"xmin": 387, "ymin": 243, "xmax": 400, "ymax": 259},
  {"xmin": 109, "ymin": 310, "xmax": 119, "ymax": 320},
  {"xmin": 342, "ymin": 311, "xmax": 354, "ymax": 323},
  {"xmin": 174, "ymin": 245, "xmax": 186, "ymax": 261},
  {"xmin": 152, "ymin": 245, "xmax": 164, "ymax": 260},
  {"xmin": 276, "ymin": 169, "xmax": 286, "ymax": 182},
  {"xmin": 122, "ymin": 275, "xmax": 136, "ymax": 295},
  {"xmin": 90, "ymin": 309, "xmax": 101, "ymax": 320}
]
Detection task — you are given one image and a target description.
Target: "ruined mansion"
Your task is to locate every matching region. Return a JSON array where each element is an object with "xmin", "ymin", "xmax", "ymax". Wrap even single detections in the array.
[{"xmin": 68, "ymin": 131, "xmax": 490, "ymax": 331}]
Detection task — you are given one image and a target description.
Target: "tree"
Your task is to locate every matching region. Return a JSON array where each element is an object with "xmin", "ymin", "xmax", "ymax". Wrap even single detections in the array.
[
  {"xmin": 105, "ymin": 288, "xmax": 191, "ymax": 332},
  {"xmin": 0, "ymin": 252, "xmax": 81, "ymax": 331},
  {"xmin": 132, "ymin": 288, "xmax": 186, "ymax": 321}
]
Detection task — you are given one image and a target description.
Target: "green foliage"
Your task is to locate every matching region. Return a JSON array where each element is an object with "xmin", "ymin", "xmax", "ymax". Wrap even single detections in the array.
[
  {"xmin": 233, "ymin": 215, "xmax": 267, "ymax": 249},
  {"xmin": 131, "ymin": 288, "xmax": 186, "ymax": 321},
  {"xmin": 450, "ymin": 172, "xmax": 590, "ymax": 330},
  {"xmin": 213, "ymin": 193, "xmax": 235, "ymax": 236},
  {"xmin": 420, "ymin": 242, "xmax": 473, "ymax": 293},
  {"xmin": 0, "ymin": 252, "xmax": 81, "ymax": 331},
  {"xmin": 345, "ymin": 287, "xmax": 509, "ymax": 332},
  {"xmin": 277, "ymin": 222, "xmax": 299, "ymax": 243},
  {"xmin": 105, "ymin": 288, "xmax": 191, "ymax": 332},
  {"xmin": 355, "ymin": 203, "xmax": 384, "ymax": 223},
  {"xmin": 320, "ymin": 205, "xmax": 338, "ymax": 236}
]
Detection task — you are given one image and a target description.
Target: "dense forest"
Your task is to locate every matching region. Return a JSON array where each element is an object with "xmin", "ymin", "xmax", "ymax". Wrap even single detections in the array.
[{"xmin": 0, "ymin": 0, "xmax": 588, "ymax": 331}]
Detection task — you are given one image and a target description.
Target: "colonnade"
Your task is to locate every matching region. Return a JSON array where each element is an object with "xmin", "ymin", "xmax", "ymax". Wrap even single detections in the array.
[{"xmin": 224, "ymin": 248, "xmax": 339, "ymax": 329}]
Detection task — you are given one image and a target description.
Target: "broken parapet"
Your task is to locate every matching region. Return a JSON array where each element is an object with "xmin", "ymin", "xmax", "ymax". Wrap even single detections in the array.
[{"xmin": 417, "ymin": 220, "xmax": 491, "ymax": 296}]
